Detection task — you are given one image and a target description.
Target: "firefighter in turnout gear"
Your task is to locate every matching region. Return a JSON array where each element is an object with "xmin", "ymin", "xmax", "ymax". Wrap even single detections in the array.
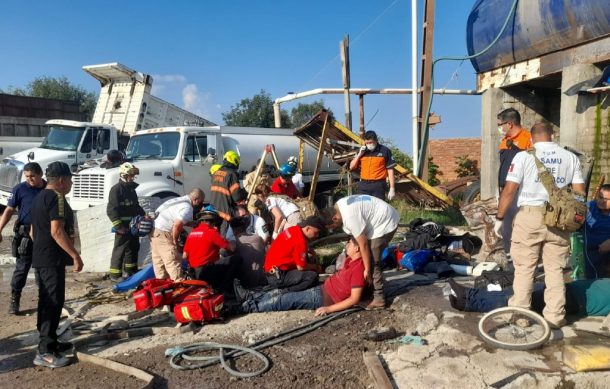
[
  {"xmin": 210, "ymin": 150, "xmax": 246, "ymax": 235},
  {"xmin": 106, "ymin": 162, "xmax": 146, "ymax": 280}
]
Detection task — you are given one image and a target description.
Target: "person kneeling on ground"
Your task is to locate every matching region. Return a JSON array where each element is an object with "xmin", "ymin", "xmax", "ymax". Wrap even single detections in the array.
[
  {"xmin": 240, "ymin": 237, "xmax": 366, "ymax": 316},
  {"xmin": 182, "ymin": 208, "xmax": 242, "ymax": 294},
  {"xmin": 263, "ymin": 216, "xmax": 325, "ymax": 292},
  {"xmin": 447, "ymin": 278, "xmax": 610, "ymax": 317}
]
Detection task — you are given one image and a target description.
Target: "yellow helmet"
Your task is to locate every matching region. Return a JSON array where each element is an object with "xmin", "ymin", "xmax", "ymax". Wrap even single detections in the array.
[
  {"xmin": 209, "ymin": 163, "xmax": 222, "ymax": 176},
  {"xmin": 119, "ymin": 162, "xmax": 139, "ymax": 176},
  {"xmin": 223, "ymin": 150, "xmax": 240, "ymax": 168}
]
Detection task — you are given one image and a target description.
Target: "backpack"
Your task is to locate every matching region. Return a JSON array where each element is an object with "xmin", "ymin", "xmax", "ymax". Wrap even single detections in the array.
[
  {"xmin": 529, "ymin": 150, "xmax": 587, "ymax": 232},
  {"xmin": 473, "ymin": 270, "xmax": 514, "ymax": 290},
  {"xmin": 269, "ymin": 194, "xmax": 319, "ymax": 219}
]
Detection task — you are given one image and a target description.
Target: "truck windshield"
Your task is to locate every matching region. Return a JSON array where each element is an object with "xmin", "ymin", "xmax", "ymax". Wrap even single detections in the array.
[
  {"xmin": 126, "ymin": 133, "xmax": 180, "ymax": 160},
  {"xmin": 40, "ymin": 126, "xmax": 86, "ymax": 151}
]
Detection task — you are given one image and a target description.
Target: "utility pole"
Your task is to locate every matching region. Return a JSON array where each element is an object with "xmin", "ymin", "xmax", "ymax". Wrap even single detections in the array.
[
  {"xmin": 417, "ymin": 0, "xmax": 436, "ymax": 181},
  {"xmin": 340, "ymin": 35, "xmax": 352, "ymax": 131}
]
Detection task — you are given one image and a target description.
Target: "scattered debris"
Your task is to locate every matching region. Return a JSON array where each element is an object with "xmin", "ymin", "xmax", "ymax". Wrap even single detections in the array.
[
  {"xmin": 77, "ymin": 351, "xmax": 154, "ymax": 388},
  {"xmin": 416, "ymin": 313, "xmax": 440, "ymax": 336},
  {"xmin": 387, "ymin": 335, "xmax": 427, "ymax": 346},
  {"xmin": 563, "ymin": 345, "xmax": 610, "ymax": 372},
  {"xmin": 362, "ymin": 351, "xmax": 393, "ymax": 389},
  {"xmin": 364, "ymin": 326, "xmax": 399, "ymax": 342}
]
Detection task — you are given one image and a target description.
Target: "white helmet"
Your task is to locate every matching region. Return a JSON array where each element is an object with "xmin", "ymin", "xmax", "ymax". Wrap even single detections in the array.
[
  {"xmin": 119, "ymin": 162, "xmax": 139, "ymax": 177},
  {"xmin": 287, "ymin": 155, "xmax": 298, "ymax": 167}
]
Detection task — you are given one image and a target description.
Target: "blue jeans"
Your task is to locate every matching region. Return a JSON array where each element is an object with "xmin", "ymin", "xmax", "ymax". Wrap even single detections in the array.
[
  {"xmin": 464, "ymin": 283, "xmax": 545, "ymax": 313},
  {"xmin": 242, "ymin": 285, "xmax": 323, "ymax": 313}
]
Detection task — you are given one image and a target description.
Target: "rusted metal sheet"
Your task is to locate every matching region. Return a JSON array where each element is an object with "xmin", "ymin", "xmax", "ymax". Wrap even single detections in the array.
[{"xmin": 293, "ymin": 110, "xmax": 454, "ymax": 208}]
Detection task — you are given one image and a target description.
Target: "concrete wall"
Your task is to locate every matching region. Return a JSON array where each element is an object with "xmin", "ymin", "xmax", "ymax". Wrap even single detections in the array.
[
  {"xmin": 481, "ymin": 63, "xmax": 610, "ymax": 200},
  {"xmin": 428, "ymin": 138, "xmax": 481, "ymax": 183},
  {"xmin": 480, "ymin": 86, "xmax": 561, "ymax": 199}
]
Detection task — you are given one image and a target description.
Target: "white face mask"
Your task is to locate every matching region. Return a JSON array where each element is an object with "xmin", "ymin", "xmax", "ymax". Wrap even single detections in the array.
[
  {"xmin": 498, "ymin": 126, "xmax": 506, "ymax": 136},
  {"xmin": 366, "ymin": 143, "xmax": 376, "ymax": 151}
]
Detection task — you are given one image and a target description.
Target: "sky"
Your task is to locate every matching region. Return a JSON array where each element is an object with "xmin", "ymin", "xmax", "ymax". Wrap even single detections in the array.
[{"xmin": 0, "ymin": 0, "xmax": 481, "ymax": 155}]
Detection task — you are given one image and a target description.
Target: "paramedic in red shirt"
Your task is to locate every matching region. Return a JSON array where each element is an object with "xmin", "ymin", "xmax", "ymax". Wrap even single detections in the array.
[
  {"xmin": 263, "ymin": 216, "xmax": 324, "ymax": 292},
  {"xmin": 182, "ymin": 209, "xmax": 242, "ymax": 293},
  {"xmin": 241, "ymin": 237, "xmax": 366, "ymax": 315},
  {"xmin": 270, "ymin": 163, "xmax": 300, "ymax": 199},
  {"xmin": 349, "ymin": 130, "xmax": 397, "ymax": 201}
]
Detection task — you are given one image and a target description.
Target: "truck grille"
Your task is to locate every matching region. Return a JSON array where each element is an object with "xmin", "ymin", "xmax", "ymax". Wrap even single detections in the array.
[
  {"xmin": 0, "ymin": 161, "xmax": 22, "ymax": 192},
  {"xmin": 72, "ymin": 174, "xmax": 105, "ymax": 199}
]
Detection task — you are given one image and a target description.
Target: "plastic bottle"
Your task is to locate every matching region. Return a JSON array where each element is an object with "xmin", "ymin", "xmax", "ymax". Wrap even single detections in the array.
[{"xmin": 570, "ymin": 232, "xmax": 585, "ymax": 280}]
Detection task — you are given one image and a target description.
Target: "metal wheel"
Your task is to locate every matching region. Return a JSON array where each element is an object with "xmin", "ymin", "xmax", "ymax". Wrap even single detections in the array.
[{"xmin": 478, "ymin": 307, "xmax": 551, "ymax": 350}]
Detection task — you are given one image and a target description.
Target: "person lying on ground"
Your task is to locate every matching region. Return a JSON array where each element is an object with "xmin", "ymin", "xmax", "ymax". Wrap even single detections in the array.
[
  {"xmin": 182, "ymin": 208, "xmax": 242, "ymax": 294},
  {"xmin": 262, "ymin": 216, "xmax": 325, "ymax": 292},
  {"xmin": 226, "ymin": 205, "xmax": 270, "ymax": 244},
  {"xmin": 447, "ymin": 278, "xmax": 610, "ymax": 317},
  {"xmin": 240, "ymin": 237, "xmax": 366, "ymax": 316}
]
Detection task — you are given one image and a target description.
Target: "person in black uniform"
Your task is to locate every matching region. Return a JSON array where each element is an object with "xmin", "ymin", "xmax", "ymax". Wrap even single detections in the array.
[
  {"xmin": 31, "ymin": 162, "xmax": 83, "ymax": 368},
  {"xmin": 210, "ymin": 150, "xmax": 246, "ymax": 235},
  {"xmin": 0, "ymin": 162, "xmax": 46, "ymax": 315},
  {"xmin": 105, "ymin": 162, "xmax": 145, "ymax": 280}
]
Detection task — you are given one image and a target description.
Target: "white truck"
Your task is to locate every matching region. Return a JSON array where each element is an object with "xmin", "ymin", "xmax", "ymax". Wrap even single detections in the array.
[
  {"xmin": 69, "ymin": 125, "xmax": 339, "ymax": 211},
  {"xmin": 0, "ymin": 62, "xmax": 214, "ymax": 207}
]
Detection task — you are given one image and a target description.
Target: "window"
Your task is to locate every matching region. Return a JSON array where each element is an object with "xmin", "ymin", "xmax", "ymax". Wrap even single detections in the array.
[{"xmin": 184, "ymin": 136, "xmax": 208, "ymax": 162}]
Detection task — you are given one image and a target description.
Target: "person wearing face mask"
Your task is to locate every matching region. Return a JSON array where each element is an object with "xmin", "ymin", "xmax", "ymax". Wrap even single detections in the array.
[
  {"xmin": 105, "ymin": 162, "xmax": 146, "ymax": 280},
  {"xmin": 494, "ymin": 108, "xmax": 532, "ymax": 261},
  {"xmin": 349, "ymin": 130, "xmax": 396, "ymax": 201}
]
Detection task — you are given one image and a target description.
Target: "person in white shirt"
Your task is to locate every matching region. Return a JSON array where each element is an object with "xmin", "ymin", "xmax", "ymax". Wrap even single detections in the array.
[
  {"xmin": 322, "ymin": 195, "xmax": 399, "ymax": 309},
  {"xmin": 150, "ymin": 188, "xmax": 205, "ymax": 280},
  {"xmin": 497, "ymin": 122, "xmax": 585, "ymax": 328},
  {"xmin": 254, "ymin": 183, "xmax": 302, "ymax": 240}
]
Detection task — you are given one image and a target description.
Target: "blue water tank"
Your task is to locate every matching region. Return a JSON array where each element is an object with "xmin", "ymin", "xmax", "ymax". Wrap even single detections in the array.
[{"xmin": 466, "ymin": 0, "xmax": 610, "ymax": 73}]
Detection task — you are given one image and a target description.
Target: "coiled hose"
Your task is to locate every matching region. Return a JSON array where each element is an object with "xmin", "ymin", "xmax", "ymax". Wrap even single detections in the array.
[{"xmin": 165, "ymin": 306, "xmax": 363, "ymax": 377}]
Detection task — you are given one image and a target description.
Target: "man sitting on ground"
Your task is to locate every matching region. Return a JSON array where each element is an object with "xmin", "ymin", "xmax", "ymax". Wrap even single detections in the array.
[
  {"xmin": 447, "ymin": 278, "xmax": 610, "ymax": 317},
  {"xmin": 229, "ymin": 214, "xmax": 267, "ymax": 288},
  {"xmin": 241, "ymin": 237, "xmax": 366, "ymax": 316},
  {"xmin": 584, "ymin": 184, "xmax": 610, "ymax": 279},
  {"xmin": 263, "ymin": 216, "xmax": 324, "ymax": 292}
]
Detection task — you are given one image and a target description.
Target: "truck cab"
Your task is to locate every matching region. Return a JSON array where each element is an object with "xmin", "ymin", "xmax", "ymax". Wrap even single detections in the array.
[
  {"xmin": 0, "ymin": 119, "xmax": 117, "ymax": 206},
  {"xmin": 69, "ymin": 127, "xmax": 220, "ymax": 210}
]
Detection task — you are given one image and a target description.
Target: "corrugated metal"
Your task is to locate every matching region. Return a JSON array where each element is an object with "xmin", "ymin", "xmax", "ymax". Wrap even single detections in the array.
[{"xmin": 467, "ymin": 0, "xmax": 610, "ymax": 73}]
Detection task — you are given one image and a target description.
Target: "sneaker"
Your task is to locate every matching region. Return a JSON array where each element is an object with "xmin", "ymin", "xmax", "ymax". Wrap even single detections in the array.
[
  {"xmin": 447, "ymin": 278, "xmax": 468, "ymax": 309},
  {"xmin": 33, "ymin": 352, "xmax": 71, "ymax": 368},
  {"xmin": 233, "ymin": 279, "xmax": 250, "ymax": 305},
  {"xmin": 546, "ymin": 318, "xmax": 567, "ymax": 329},
  {"xmin": 54, "ymin": 341, "xmax": 74, "ymax": 353}
]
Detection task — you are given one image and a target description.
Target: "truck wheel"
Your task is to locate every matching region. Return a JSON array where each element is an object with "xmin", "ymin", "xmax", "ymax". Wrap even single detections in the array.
[{"xmin": 462, "ymin": 179, "xmax": 481, "ymax": 205}]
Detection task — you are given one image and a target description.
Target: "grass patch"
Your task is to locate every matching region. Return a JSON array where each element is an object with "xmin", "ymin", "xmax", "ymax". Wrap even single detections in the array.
[{"xmin": 390, "ymin": 199, "xmax": 467, "ymax": 227}]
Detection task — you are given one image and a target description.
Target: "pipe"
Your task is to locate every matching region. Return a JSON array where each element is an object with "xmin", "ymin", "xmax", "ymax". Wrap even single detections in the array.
[
  {"xmin": 411, "ymin": 0, "xmax": 419, "ymax": 176},
  {"xmin": 272, "ymin": 88, "xmax": 478, "ymax": 127}
]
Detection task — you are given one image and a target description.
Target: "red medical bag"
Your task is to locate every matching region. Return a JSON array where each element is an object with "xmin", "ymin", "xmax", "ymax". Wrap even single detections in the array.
[
  {"xmin": 173, "ymin": 285, "xmax": 224, "ymax": 324},
  {"xmin": 133, "ymin": 278, "xmax": 175, "ymax": 311}
]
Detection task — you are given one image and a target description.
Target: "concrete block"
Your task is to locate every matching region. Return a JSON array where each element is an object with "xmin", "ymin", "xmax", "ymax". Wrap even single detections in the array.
[{"xmin": 397, "ymin": 344, "xmax": 433, "ymax": 365}]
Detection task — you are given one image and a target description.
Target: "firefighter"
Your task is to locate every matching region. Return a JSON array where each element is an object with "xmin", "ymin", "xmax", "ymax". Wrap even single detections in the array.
[
  {"xmin": 105, "ymin": 162, "xmax": 146, "ymax": 280},
  {"xmin": 210, "ymin": 150, "xmax": 246, "ymax": 235}
]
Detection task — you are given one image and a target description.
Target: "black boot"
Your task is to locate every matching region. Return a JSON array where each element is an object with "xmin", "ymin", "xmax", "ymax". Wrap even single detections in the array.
[{"xmin": 9, "ymin": 292, "xmax": 20, "ymax": 315}]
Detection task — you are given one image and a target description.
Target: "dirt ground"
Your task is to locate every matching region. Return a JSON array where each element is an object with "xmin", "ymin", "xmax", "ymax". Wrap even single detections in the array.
[{"xmin": 2, "ymin": 225, "xmax": 610, "ymax": 388}]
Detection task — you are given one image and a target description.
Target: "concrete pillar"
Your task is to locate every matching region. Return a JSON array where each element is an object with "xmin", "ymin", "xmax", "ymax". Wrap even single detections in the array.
[
  {"xmin": 560, "ymin": 64, "xmax": 601, "ymax": 151},
  {"xmin": 480, "ymin": 88, "xmax": 504, "ymax": 200}
]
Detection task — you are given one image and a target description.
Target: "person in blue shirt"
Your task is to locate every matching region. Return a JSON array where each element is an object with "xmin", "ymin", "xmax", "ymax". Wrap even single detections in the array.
[
  {"xmin": 0, "ymin": 162, "xmax": 46, "ymax": 315},
  {"xmin": 583, "ymin": 184, "xmax": 610, "ymax": 279}
]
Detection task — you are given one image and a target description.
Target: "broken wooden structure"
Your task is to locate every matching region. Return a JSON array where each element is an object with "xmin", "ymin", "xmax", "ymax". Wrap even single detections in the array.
[{"xmin": 293, "ymin": 110, "xmax": 454, "ymax": 208}]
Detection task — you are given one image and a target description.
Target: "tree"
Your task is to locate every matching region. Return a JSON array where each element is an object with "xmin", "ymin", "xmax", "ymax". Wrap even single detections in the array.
[
  {"xmin": 290, "ymin": 100, "xmax": 330, "ymax": 128},
  {"xmin": 222, "ymin": 90, "xmax": 291, "ymax": 128},
  {"xmin": 455, "ymin": 155, "xmax": 480, "ymax": 177},
  {"xmin": 427, "ymin": 156, "xmax": 442, "ymax": 186},
  {"xmin": 2, "ymin": 76, "xmax": 98, "ymax": 121}
]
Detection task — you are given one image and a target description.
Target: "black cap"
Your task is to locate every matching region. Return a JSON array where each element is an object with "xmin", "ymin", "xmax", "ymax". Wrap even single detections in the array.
[
  {"xmin": 298, "ymin": 216, "xmax": 326, "ymax": 231},
  {"xmin": 46, "ymin": 161, "xmax": 72, "ymax": 178}
]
